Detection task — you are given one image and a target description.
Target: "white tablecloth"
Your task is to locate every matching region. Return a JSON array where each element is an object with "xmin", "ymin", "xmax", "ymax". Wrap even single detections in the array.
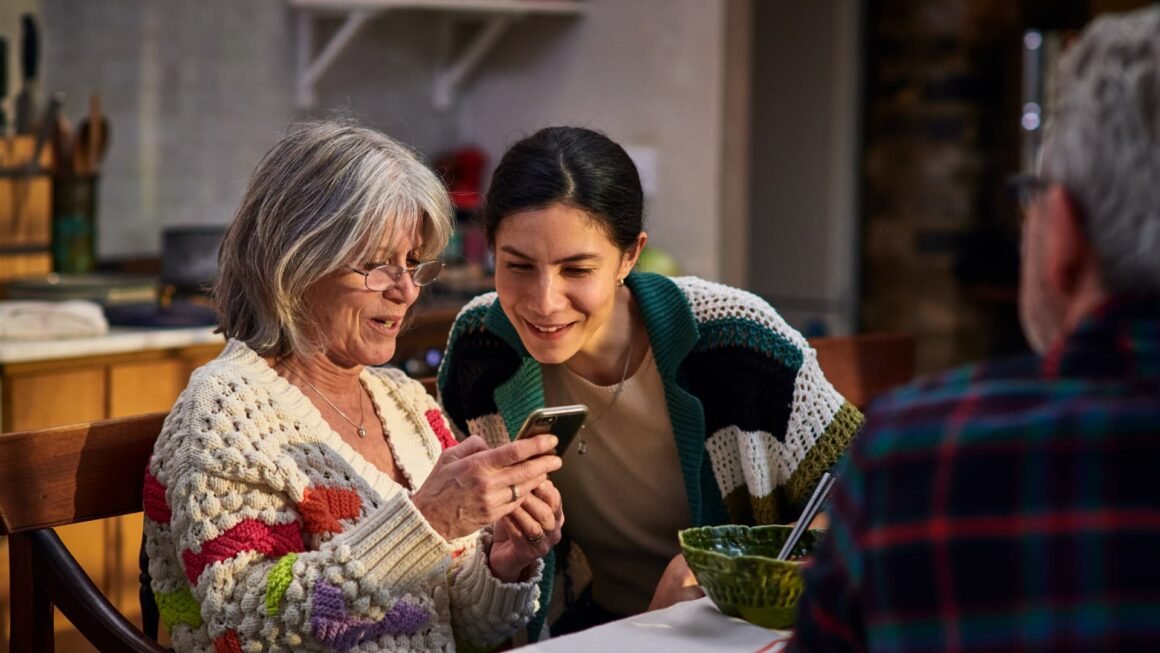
[{"xmin": 522, "ymin": 598, "xmax": 792, "ymax": 652}]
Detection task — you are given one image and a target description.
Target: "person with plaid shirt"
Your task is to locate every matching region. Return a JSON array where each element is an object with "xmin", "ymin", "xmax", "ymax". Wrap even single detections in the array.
[{"xmin": 791, "ymin": 7, "xmax": 1160, "ymax": 652}]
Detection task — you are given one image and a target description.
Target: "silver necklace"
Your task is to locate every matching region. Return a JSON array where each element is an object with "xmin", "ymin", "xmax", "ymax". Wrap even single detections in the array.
[
  {"xmin": 577, "ymin": 325, "xmax": 635, "ymax": 455},
  {"xmin": 282, "ymin": 361, "xmax": 368, "ymax": 438}
]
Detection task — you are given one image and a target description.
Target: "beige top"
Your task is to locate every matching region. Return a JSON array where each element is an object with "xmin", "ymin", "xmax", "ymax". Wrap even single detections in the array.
[{"xmin": 543, "ymin": 347, "xmax": 693, "ymax": 616}]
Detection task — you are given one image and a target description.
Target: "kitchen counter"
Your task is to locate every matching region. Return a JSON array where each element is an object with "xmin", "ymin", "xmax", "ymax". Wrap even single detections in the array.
[
  {"xmin": 0, "ymin": 327, "xmax": 227, "ymax": 434},
  {"xmin": 0, "ymin": 326, "xmax": 223, "ymax": 364},
  {"xmin": 0, "ymin": 299, "xmax": 465, "ymax": 434},
  {"xmin": 0, "ymin": 302, "xmax": 463, "ymax": 435}
]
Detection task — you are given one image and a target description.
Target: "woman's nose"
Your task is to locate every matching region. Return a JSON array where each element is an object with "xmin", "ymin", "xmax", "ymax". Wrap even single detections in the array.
[
  {"xmin": 383, "ymin": 270, "xmax": 420, "ymax": 305},
  {"xmin": 530, "ymin": 274, "xmax": 567, "ymax": 315}
]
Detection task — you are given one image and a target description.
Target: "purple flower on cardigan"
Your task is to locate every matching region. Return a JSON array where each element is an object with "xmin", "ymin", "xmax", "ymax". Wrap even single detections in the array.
[{"xmin": 310, "ymin": 581, "xmax": 430, "ymax": 651}]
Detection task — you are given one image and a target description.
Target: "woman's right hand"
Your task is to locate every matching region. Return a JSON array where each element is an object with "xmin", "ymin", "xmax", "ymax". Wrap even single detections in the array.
[
  {"xmin": 411, "ymin": 434, "xmax": 562, "ymax": 541},
  {"xmin": 648, "ymin": 553, "xmax": 704, "ymax": 611}
]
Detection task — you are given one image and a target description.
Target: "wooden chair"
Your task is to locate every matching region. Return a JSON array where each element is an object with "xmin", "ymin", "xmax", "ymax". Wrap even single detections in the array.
[
  {"xmin": 420, "ymin": 375, "xmax": 438, "ymax": 398},
  {"xmin": 808, "ymin": 332, "xmax": 916, "ymax": 409},
  {"xmin": 0, "ymin": 412, "xmax": 169, "ymax": 653}
]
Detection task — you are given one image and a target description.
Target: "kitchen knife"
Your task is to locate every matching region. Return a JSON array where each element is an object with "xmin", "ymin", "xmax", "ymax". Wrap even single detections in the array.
[
  {"xmin": 14, "ymin": 14, "xmax": 40, "ymax": 135},
  {"xmin": 26, "ymin": 91, "xmax": 63, "ymax": 173}
]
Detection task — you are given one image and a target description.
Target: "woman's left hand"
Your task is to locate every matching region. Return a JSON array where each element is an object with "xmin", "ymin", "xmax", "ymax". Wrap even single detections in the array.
[{"xmin": 487, "ymin": 480, "xmax": 564, "ymax": 582}]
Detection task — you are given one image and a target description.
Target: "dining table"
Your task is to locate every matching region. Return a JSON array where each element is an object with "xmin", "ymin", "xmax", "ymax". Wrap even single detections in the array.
[{"xmin": 521, "ymin": 597, "xmax": 793, "ymax": 652}]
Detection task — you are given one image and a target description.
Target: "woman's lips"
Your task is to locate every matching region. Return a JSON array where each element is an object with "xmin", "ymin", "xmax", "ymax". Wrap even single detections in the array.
[
  {"xmin": 523, "ymin": 318, "xmax": 575, "ymax": 341},
  {"xmin": 368, "ymin": 316, "xmax": 402, "ymax": 335}
]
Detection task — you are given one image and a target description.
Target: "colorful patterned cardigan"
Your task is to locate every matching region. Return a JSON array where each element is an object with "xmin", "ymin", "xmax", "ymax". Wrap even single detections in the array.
[
  {"xmin": 438, "ymin": 272, "xmax": 864, "ymax": 631},
  {"xmin": 143, "ymin": 340, "xmax": 543, "ymax": 652}
]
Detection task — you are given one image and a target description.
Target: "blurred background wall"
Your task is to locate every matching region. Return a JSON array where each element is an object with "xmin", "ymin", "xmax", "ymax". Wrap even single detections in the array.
[
  {"xmin": 3, "ymin": 0, "xmax": 1154, "ymax": 374},
  {"xmin": 32, "ymin": 0, "xmax": 736, "ymax": 281}
]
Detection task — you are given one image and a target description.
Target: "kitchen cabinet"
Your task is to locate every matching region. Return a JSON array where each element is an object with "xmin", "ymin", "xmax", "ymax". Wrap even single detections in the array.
[
  {"xmin": 0, "ymin": 342, "xmax": 226, "ymax": 432},
  {"xmin": 289, "ymin": 0, "xmax": 585, "ymax": 109}
]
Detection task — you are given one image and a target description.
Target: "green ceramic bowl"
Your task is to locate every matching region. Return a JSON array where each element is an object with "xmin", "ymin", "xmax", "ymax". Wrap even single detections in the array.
[{"xmin": 679, "ymin": 524, "xmax": 824, "ymax": 629}]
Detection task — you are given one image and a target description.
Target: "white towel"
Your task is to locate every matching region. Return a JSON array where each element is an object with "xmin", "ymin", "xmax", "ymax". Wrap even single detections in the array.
[{"xmin": 0, "ymin": 300, "xmax": 109, "ymax": 340}]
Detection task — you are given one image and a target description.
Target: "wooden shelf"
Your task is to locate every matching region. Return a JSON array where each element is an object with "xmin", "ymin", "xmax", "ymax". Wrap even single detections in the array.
[
  {"xmin": 289, "ymin": 0, "xmax": 585, "ymax": 15},
  {"xmin": 289, "ymin": 0, "xmax": 585, "ymax": 109}
]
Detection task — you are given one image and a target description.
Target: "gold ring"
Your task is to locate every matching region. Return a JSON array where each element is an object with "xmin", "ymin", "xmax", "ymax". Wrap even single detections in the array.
[
  {"xmin": 510, "ymin": 484, "xmax": 520, "ymax": 502},
  {"xmin": 527, "ymin": 531, "xmax": 544, "ymax": 543}
]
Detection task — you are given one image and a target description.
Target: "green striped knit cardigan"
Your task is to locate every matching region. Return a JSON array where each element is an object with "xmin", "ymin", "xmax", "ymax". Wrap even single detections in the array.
[{"xmin": 437, "ymin": 272, "xmax": 863, "ymax": 634}]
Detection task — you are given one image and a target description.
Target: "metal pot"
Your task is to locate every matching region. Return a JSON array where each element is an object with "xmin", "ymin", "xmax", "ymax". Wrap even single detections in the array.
[{"xmin": 160, "ymin": 225, "xmax": 226, "ymax": 296}]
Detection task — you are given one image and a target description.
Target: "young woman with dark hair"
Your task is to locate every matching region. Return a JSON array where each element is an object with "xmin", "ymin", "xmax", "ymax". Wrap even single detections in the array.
[{"xmin": 438, "ymin": 126, "xmax": 863, "ymax": 635}]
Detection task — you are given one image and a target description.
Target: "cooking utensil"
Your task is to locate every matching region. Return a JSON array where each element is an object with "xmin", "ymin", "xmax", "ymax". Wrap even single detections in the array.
[
  {"xmin": 777, "ymin": 472, "xmax": 835, "ymax": 561},
  {"xmin": 160, "ymin": 226, "xmax": 227, "ymax": 296},
  {"xmin": 13, "ymin": 14, "xmax": 40, "ymax": 135},
  {"xmin": 75, "ymin": 93, "xmax": 110, "ymax": 174}
]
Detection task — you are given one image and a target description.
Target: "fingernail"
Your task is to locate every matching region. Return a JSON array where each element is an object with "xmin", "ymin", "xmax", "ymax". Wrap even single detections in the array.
[{"xmin": 549, "ymin": 436, "xmax": 559, "ymax": 448}]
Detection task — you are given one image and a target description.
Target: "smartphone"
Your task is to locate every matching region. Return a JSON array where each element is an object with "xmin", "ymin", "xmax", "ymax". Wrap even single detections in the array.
[{"xmin": 514, "ymin": 404, "xmax": 589, "ymax": 454}]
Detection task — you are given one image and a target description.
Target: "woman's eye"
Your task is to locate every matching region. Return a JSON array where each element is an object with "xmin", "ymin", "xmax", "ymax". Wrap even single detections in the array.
[
  {"xmin": 564, "ymin": 268, "xmax": 594, "ymax": 277},
  {"xmin": 505, "ymin": 262, "xmax": 532, "ymax": 271}
]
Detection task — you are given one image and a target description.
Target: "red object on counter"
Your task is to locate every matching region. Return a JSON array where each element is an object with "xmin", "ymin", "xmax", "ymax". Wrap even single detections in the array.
[{"xmin": 435, "ymin": 147, "xmax": 487, "ymax": 211}]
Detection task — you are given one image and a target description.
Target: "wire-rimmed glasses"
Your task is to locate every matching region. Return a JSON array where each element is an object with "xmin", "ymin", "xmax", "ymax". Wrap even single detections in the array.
[{"xmin": 348, "ymin": 260, "xmax": 444, "ymax": 292}]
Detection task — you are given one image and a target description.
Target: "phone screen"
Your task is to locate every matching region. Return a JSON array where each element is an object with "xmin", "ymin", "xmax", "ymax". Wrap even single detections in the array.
[{"xmin": 516, "ymin": 405, "xmax": 589, "ymax": 454}]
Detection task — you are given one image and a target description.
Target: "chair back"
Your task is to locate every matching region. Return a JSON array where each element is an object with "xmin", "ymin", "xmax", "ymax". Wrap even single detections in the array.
[
  {"xmin": 0, "ymin": 412, "xmax": 169, "ymax": 652},
  {"xmin": 809, "ymin": 332, "xmax": 916, "ymax": 409},
  {"xmin": 420, "ymin": 375, "xmax": 438, "ymax": 398}
]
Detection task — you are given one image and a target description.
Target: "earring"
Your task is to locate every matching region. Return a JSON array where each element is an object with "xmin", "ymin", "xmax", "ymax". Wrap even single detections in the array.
[{"xmin": 616, "ymin": 278, "xmax": 625, "ymax": 287}]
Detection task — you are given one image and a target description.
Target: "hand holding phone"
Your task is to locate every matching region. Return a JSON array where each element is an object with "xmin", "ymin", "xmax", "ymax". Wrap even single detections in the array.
[{"xmin": 515, "ymin": 404, "xmax": 588, "ymax": 454}]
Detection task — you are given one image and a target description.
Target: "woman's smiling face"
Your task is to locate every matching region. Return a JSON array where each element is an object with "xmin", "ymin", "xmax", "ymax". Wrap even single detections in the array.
[
  {"xmin": 305, "ymin": 230, "xmax": 425, "ymax": 368},
  {"xmin": 493, "ymin": 203, "xmax": 638, "ymax": 365}
]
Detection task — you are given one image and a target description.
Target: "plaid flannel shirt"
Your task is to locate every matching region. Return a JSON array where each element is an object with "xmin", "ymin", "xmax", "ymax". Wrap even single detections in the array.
[{"xmin": 791, "ymin": 298, "xmax": 1160, "ymax": 652}]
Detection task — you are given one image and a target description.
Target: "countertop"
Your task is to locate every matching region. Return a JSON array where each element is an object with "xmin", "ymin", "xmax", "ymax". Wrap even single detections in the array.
[
  {"xmin": 0, "ymin": 326, "xmax": 224, "ymax": 365},
  {"xmin": 0, "ymin": 298, "xmax": 465, "ymax": 366}
]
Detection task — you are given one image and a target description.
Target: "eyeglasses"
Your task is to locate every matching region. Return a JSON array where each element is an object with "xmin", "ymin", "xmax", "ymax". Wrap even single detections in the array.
[
  {"xmin": 1007, "ymin": 173, "xmax": 1050, "ymax": 213},
  {"xmin": 348, "ymin": 260, "xmax": 444, "ymax": 292}
]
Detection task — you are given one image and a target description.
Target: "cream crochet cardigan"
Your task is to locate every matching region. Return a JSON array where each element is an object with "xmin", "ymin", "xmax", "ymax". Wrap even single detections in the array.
[{"xmin": 143, "ymin": 339, "xmax": 542, "ymax": 652}]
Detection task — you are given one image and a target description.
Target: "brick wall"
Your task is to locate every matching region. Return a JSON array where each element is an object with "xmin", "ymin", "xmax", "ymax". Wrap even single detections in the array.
[{"xmin": 858, "ymin": 0, "xmax": 1107, "ymax": 373}]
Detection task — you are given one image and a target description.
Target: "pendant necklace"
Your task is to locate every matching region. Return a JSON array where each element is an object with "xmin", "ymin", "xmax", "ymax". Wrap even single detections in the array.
[
  {"xmin": 577, "ymin": 325, "xmax": 635, "ymax": 455},
  {"xmin": 282, "ymin": 361, "xmax": 368, "ymax": 438}
]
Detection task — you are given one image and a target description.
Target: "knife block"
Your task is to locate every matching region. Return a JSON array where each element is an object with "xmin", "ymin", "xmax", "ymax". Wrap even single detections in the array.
[{"xmin": 0, "ymin": 136, "xmax": 54, "ymax": 287}]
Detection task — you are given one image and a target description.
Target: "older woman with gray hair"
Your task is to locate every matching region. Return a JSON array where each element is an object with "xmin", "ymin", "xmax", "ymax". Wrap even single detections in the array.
[{"xmin": 142, "ymin": 120, "xmax": 564, "ymax": 652}]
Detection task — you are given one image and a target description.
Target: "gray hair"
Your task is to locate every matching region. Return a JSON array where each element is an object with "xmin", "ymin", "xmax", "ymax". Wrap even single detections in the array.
[
  {"xmin": 213, "ymin": 120, "xmax": 453, "ymax": 358},
  {"xmin": 1040, "ymin": 6, "xmax": 1160, "ymax": 296}
]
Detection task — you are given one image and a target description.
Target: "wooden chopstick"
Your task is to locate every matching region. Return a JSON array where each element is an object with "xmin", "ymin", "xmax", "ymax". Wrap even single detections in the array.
[{"xmin": 777, "ymin": 471, "xmax": 835, "ymax": 560}]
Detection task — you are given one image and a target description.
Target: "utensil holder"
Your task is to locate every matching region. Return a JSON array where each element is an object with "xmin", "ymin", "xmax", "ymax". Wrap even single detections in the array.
[{"xmin": 52, "ymin": 174, "xmax": 99, "ymax": 274}]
